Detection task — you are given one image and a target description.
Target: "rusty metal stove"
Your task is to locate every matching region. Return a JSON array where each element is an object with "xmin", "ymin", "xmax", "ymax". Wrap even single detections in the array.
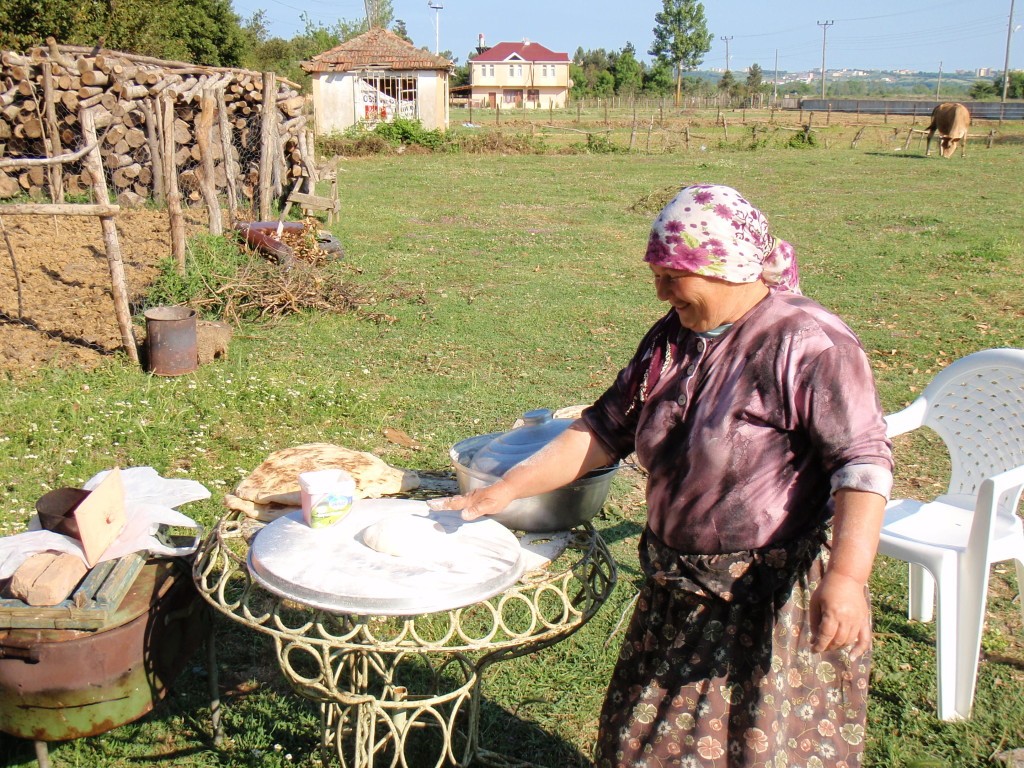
[{"xmin": 0, "ymin": 553, "xmax": 218, "ymax": 767}]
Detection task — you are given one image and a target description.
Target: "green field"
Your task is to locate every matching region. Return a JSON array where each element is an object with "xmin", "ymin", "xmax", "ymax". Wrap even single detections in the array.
[{"xmin": 2, "ymin": 117, "xmax": 1024, "ymax": 767}]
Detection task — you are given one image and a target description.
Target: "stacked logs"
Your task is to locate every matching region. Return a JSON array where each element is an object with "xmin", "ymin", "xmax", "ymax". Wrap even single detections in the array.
[{"xmin": 0, "ymin": 41, "xmax": 310, "ymax": 216}]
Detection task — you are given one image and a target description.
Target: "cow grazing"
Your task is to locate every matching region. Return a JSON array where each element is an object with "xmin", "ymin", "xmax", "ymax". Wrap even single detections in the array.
[{"xmin": 925, "ymin": 102, "xmax": 970, "ymax": 158}]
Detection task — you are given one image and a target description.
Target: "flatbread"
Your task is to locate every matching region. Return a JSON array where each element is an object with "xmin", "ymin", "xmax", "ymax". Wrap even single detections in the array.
[
  {"xmin": 224, "ymin": 443, "xmax": 419, "ymax": 521},
  {"xmin": 360, "ymin": 515, "xmax": 451, "ymax": 559}
]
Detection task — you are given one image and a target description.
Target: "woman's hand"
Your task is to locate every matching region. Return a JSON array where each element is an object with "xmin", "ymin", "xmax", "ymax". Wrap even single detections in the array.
[
  {"xmin": 427, "ymin": 483, "xmax": 515, "ymax": 521},
  {"xmin": 809, "ymin": 571, "xmax": 872, "ymax": 659}
]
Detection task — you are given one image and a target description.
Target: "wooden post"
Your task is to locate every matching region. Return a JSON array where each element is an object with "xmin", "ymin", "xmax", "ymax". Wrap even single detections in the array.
[
  {"xmin": 196, "ymin": 88, "xmax": 222, "ymax": 235},
  {"xmin": 0, "ymin": 217, "xmax": 25, "ymax": 318},
  {"xmin": 140, "ymin": 98, "xmax": 165, "ymax": 203},
  {"xmin": 628, "ymin": 118, "xmax": 637, "ymax": 152},
  {"xmin": 258, "ymin": 72, "xmax": 276, "ymax": 221},
  {"xmin": 214, "ymin": 87, "xmax": 239, "ymax": 221},
  {"xmin": 159, "ymin": 93, "xmax": 187, "ymax": 273},
  {"xmin": 684, "ymin": 123, "xmax": 690, "ymax": 150},
  {"xmin": 722, "ymin": 117, "xmax": 729, "ymax": 142},
  {"xmin": 79, "ymin": 107, "xmax": 139, "ymax": 365},
  {"xmin": 41, "ymin": 62, "xmax": 64, "ymax": 203}
]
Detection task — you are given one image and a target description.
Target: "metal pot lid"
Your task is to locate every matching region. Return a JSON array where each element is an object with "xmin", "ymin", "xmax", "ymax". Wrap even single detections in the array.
[
  {"xmin": 247, "ymin": 499, "xmax": 525, "ymax": 616},
  {"xmin": 468, "ymin": 409, "xmax": 572, "ymax": 477}
]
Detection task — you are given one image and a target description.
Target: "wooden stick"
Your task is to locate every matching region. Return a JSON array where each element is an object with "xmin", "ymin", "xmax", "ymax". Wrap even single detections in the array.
[
  {"xmin": 79, "ymin": 107, "xmax": 139, "ymax": 365},
  {"xmin": 196, "ymin": 88, "xmax": 222, "ymax": 235},
  {"xmin": 0, "ymin": 203, "xmax": 119, "ymax": 215},
  {"xmin": 140, "ymin": 98, "xmax": 164, "ymax": 203},
  {"xmin": 42, "ymin": 61, "xmax": 65, "ymax": 203},
  {"xmin": 0, "ymin": 216, "xmax": 25, "ymax": 318},
  {"xmin": 214, "ymin": 86, "xmax": 239, "ymax": 220},
  {"xmin": 159, "ymin": 94, "xmax": 187, "ymax": 273},
  {"xmin": 258, "ymin": 71, "xmax": 276, "ymax": 220},
  {"xmin": 0, "ymin": 142, "xmax": 98, "ymax": 170}
]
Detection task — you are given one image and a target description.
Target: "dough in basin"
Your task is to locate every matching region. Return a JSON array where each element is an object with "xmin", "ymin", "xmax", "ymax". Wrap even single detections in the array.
[{"xmin": 361, "ymin": 515, "xmax": 452, "ymax": 559}]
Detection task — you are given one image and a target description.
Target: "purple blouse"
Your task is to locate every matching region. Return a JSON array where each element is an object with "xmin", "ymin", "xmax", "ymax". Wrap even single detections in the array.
[{"xmin": 582, "ymin": 291, "xmax": 893, "ymax": 554}]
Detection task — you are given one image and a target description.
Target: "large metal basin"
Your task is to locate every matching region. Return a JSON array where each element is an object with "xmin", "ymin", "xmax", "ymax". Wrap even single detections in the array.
[{"xmin": 450, "ymin": 433, "xmax": 618, "ymax": 532}]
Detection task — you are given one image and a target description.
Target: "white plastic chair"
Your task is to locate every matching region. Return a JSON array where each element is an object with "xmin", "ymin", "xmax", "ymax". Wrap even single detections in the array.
[{"xmin": 879, "ymin": 347, "xmax": 1024, "ymax": 720}]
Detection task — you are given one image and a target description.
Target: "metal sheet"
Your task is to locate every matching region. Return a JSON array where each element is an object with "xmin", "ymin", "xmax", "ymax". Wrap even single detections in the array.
[{"xmin": 247, "ymin": 499, "xmax": 525, "ymax": 616}]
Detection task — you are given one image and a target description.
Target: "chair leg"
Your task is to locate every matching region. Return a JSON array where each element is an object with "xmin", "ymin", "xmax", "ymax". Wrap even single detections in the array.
[
  {"xmin": 933, "ymin": 573, "xmax": 962, "ymax": 720},
  {"xmin": 1014, "ymin": 558, "xmax": 1024, "ymax": 625},
  {"xmin": 909, "ymin": 563, "xmax": 935, "ymax": 622}
]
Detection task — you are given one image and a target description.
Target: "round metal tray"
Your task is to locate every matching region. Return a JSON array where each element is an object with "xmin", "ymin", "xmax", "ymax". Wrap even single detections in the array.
[{"xmin": 247, "ymin": 498, "xmax": 525, "ymax": 616}]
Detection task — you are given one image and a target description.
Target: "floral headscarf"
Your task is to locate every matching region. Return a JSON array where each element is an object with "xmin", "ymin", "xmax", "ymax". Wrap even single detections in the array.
[{"xmin": 644, "ymin": 184, "xmax": 801, "ymax": 293}]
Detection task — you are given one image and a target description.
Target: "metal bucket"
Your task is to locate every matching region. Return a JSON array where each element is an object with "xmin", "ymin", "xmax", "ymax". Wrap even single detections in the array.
[{"xmin": 144, "ymin": 306, "xmax": 198, "ymax": 376}]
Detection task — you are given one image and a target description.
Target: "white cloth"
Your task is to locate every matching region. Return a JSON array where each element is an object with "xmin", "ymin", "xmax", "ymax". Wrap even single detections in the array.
[{"xmin": 0, "ymin": 467, "xmax": 209, "ymax": 580}]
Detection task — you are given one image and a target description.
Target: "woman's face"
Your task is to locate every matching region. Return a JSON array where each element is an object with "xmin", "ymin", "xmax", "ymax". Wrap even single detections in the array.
[{"xmin": 650, "ymin": 265, "xmax": 758, "ymax": 332}]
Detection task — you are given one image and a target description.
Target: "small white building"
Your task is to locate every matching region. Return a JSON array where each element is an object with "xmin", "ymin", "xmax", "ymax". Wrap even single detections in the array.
[{"xmin": 302, "ymin": 27, "xmax": 453, "ymax": 134}]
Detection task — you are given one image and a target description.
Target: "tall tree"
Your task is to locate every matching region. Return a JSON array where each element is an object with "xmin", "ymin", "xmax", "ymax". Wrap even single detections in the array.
[
  {"xmin": 746, "ymin": 62, "xmax": 763, "ymax": 92},
  {"xmin": 613, "ymin": 42, "xmax": 643, "ymax": 97},
  {"xmin": 649, "ymin": 0, "xmax": 713, "ymax": 107}
]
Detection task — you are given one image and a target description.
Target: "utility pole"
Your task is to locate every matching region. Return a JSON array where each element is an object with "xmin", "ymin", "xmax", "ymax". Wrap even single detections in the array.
[
  {"xmin": 936, "ymin": 60, "xmax": 943, "ymax": 98},
  {"xmin": 773, "ymin": 49, "xmax": 779, "ymax": 103},
  {"xmin": 720, "ymin": 36, "xmax": 733, "ymax": 72},
  {"xmin": 817, "ymin": 20, "xmax": 834, "ymax": 99},
  {"xmin": 1002, "ymin": 0, "xmax": 1017, "ymax": 103},
  {"xmin": 428, "ymin": 0, "xmax": 443, "ymax": 55}
]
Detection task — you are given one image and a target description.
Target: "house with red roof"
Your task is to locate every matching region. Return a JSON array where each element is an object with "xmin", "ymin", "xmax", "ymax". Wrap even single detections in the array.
[
  {"xmin": 469, "ymin": 37, "xmax": 570, "ymax": 109},
  {"xmin": 302, "ymin": 27, "xmax": 453, "ymax": 133}
]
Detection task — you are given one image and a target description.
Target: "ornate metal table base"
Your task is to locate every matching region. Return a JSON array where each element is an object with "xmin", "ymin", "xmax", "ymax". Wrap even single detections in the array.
[{"xmin": 194, "ymin": 510, "xmax": 615, "ymax": 767}]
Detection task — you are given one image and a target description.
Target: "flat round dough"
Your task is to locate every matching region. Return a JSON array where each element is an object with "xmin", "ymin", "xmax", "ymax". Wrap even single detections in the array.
[{"xmin": 360, "ymin": 514, "xmax": 450, "ymax": 559}]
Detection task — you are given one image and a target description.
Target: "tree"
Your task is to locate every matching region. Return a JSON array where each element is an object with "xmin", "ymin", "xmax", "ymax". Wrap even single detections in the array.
[
  {"xmin": 392, "ymin": 19, "xmax": 411, "ymax": 42},
  {"xmin": 363, "ymin": 0, "xmax": 394, "ymax": 29},
  {"xmin": 649, "ymin": 0, "xmax": 713, "ymax": 107},
  {"xmin": 643, "ymin": 58, "xmax": 675, "ymax": 95},
  {"xmin": 746, "ymin": 63, "xmax": 763, "ymax": 92},
  {"xmin": 613, "ymin": 42, "xmax": 643, "ymax": 97}
]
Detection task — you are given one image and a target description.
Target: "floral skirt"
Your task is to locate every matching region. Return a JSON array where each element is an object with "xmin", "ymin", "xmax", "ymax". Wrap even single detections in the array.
[{"xmin": 594, "ymin": 526, "xmax": 870, "ymax": 768}]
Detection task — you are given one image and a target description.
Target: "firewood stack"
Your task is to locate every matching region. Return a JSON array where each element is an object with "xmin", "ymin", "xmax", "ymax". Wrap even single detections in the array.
[{"xmin": 0, "ymin": 40, "xmax": 311, "ymax": 214}]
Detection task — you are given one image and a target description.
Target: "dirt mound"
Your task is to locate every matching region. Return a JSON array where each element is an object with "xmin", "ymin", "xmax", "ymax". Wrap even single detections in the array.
[{"xmin": 0, "ymin": 209, "xmax": 206, "ymax": 376}]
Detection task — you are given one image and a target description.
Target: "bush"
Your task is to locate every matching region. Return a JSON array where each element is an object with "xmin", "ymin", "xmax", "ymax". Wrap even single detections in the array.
[
  {"xmin": 372, "ymin": 118, "xmax": 456, "ymax": 151},
  {"xmin": 786, "ymin": 128, "xmax": 817, "ymax": 148},
  {"xmin": 566, "ymin": 132, "xmax": 625, "ymax": 154}
]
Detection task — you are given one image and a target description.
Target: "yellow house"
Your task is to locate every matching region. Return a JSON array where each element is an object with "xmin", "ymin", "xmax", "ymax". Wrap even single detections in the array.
[
  {"xmin": 302, "ymin": 27, "xmax": 453, "ymax": 133},
  {"xmin": 469, "ymin": 39, "xmax": 570, "ymax": 109}
]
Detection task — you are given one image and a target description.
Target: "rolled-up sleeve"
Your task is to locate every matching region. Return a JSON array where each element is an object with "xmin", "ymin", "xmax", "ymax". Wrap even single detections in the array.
[{"xmin": 795, "ymin": 343, "xmax": 894, "ymax": 499}]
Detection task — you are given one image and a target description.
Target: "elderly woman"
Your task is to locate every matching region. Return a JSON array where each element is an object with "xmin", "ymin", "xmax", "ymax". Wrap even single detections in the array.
[{"xmin": 437, "ymin": 185, "xmax": 893, "ymax": 767}]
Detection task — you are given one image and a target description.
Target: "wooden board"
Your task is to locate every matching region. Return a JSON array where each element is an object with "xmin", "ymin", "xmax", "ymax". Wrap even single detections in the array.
[{"xmin": 0, "ymin": 552, "xmax": 145, "ymax": 630}]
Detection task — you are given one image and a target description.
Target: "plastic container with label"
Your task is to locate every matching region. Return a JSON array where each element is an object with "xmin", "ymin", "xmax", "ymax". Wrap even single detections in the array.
[{"xmin": 298, "ymin": 469, "xmax": 356, "ymax": 528}]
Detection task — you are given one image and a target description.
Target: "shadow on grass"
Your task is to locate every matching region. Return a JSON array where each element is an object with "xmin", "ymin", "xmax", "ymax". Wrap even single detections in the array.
[{"xmin": 863, "ymin": 152, "xmax": 931, "ymax": 160}]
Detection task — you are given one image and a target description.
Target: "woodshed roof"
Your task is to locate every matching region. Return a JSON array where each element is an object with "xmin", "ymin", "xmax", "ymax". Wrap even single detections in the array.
[{"xmin": 302, "ymin": 27, "xmax": 453, "ymax": 73}]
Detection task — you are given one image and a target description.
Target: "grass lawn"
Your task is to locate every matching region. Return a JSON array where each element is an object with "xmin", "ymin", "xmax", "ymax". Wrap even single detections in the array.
[{"xmin": 2, "ymin": 117, "xmax": 1024, "ymax": 767}]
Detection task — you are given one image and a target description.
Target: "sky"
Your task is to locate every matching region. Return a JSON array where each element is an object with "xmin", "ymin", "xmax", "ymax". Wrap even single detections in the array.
[{"xmin": 229, "ymin": 0, "xmax": 1020, "ymax": 75}]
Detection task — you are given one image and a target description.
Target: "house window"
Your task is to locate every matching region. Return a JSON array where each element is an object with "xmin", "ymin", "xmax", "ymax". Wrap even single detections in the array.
[{"xmin": 508, "ymin": 64, "xmax": 522, "ymax": 78}]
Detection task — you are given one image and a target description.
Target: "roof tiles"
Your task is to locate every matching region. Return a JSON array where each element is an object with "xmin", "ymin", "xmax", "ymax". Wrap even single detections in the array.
[
  {"xmin": 303, "ymin": 27, "xmax": 452, "ymax": 73},
  {"xmin": 470, "ymin": 41, "xmax": 568, "ymax": 63}
]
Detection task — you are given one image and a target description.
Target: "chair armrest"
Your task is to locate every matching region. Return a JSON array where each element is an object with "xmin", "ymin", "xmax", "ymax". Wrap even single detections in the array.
[
  {"xmin": 884, "ymin": 397, "xmax": 928, "ymax": 438},
  {"xmin": 985, "ymin": 463, "xmax": 1024, "ymax": 499}
]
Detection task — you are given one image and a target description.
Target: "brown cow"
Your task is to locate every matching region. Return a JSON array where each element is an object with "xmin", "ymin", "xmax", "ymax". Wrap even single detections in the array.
[{"xmin": 925, "ymin": 102, "xmax": 970, "ymax": 158}]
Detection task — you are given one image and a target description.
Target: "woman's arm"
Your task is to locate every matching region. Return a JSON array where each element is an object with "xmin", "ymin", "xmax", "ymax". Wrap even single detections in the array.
[
  {"xmin": 431, "ymin": 420, "xmax": 614, "ymax": 521},
  {"xmin": 809, "ymin": 488, "xmax": 886, "ymax": 659}
]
